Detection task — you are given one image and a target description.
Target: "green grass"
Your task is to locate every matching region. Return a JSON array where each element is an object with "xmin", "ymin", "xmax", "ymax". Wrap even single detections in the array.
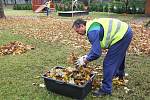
[
  {"xmin": 4, "ymin": 7, "xmax": 144, "ymax": 22},
  {"xmin": 0, "ymin": 30, "xmax": 70, "ymax": 100},
  {"xmin": 88, "ymin": 12, "xmax": 144, "ymax": 22},
  {"xmin": 0, "ymin": 30, "xmax": 150, "ymax": 100},
  {"xmin": 4, "ymin": 7, "xmax": 45, "ymax": 17},
  {"xmin": 4, "ymin": 8, "xmax": 36, "ymax": 16}
]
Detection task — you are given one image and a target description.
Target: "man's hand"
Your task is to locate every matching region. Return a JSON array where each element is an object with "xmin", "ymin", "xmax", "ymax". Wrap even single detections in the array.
[{"xmin": 75, "ymin": 55, "xmax": 87, "ymax": 66}]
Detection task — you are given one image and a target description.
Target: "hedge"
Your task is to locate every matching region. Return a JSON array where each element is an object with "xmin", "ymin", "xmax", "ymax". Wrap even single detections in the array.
[{"xmin": 13, "ymin": 4, "xmax": 32, "ymax": 10}]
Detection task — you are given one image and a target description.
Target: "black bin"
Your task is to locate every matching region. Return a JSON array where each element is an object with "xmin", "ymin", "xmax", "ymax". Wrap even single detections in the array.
[{"xmin": 43, "ymin": 71, "xmax": 95, "ymax": 99}]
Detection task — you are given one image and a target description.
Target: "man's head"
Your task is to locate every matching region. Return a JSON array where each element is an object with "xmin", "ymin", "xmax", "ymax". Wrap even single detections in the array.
[{"xmin": 72, "ymin": 19, "xmax": 86, "ymax": 35}]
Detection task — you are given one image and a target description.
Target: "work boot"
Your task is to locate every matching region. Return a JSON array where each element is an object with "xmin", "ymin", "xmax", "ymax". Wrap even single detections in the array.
[{"xmin": 92, "ymin": 89, "xmax": 111, "ymax": 97}]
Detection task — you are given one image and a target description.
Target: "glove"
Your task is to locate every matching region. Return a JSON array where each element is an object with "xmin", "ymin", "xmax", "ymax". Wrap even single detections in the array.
[{"xmin": 75, "ymin": 55, "xmax": 87, "ymax": 66}]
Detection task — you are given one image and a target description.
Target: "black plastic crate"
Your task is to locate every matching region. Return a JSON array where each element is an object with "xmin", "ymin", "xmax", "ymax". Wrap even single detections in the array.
[{"xmin": 43, "ymin": 67, "xmax": 95, "ymax": 100}]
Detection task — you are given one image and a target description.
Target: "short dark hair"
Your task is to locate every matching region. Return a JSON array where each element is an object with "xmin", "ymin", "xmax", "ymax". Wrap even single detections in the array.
[{"xmin": 72, "ymin": 19, "xmax": 86, "ymax": 28}]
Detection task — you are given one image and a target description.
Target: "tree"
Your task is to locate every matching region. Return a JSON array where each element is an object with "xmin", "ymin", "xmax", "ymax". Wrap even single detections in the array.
[
  {"xmin": 3, "ymin": 0, "xmax": 6, "ymax": 6},
  {"xmin": 145, "ymin": 0, "xmax": 150, "ymax": 16},
  {"xmin": 0, "ymin": 0, "xmax": 5, "ymax": 18},
  {"xmin": 14, "ymin": 0, "xmax": 17, "ymax": 5}
]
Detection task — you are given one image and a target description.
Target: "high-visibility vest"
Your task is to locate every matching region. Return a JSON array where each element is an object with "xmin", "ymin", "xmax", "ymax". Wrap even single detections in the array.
[{"xmin": 86, "ymin": 18, "xmax": 129, "ymax": 48}]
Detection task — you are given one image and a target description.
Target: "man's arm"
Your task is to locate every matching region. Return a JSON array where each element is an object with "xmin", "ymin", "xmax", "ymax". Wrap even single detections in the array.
[{"xmin": 86, "ymin": 30, "xmax": 102, "ymax": 62}]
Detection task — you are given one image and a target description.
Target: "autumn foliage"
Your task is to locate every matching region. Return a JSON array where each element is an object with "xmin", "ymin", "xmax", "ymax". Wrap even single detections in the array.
[{"xmin": 0, "ymin": 17, "xmax": 149, "ymax": 55}]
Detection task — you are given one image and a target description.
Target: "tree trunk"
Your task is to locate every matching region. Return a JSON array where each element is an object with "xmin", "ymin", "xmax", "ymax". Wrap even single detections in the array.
[
  {"xmin": 145, "ymin": 0, "xmax": 150, "ymax": 16},
  {"xmin": 0, "ymin": 0, "xmax": 5, "ymax": 18},
  {"xmin": 124, "ymin": 0, "xmax": 128, "ymax": 13},
  {"xmin": 3, "ymin": 0, "xmax": 6, "ymax": 6},
  {"xmin": 14, "ymin": 0, "xmax": 17, "ymax": 5}
]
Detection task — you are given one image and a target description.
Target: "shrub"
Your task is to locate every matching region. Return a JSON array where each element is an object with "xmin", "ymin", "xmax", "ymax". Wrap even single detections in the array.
[
  {"xmin": 13, "ymin": 4, "xmax": 32, "ymax": 10},
  {"xmin": 102, "ymin": 2, "xmax": 108, "ymax": 12},
  {"xmin": 134, "ymin": 2, "xmax": 145, "ymax": 14},
  {"xmin": 127, "ymin": 0, "xmax": 145, "ymax": 14},
  {"xmin": 127, "ymin": 4, "xmax": 136, "ymax": 14},
  {"xmin": 112, "ymin": 1, "xmax": 126, "ymax": 14},
  {"xmin": 89, "ymin": 3, "xmax": 97, "ymax": 11}
]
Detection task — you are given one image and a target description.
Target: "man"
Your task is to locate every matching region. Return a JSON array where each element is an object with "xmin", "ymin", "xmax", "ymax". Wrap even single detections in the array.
[{"xmin": 72, "ymin": 18, "xmax": 132, "ymax": 96}]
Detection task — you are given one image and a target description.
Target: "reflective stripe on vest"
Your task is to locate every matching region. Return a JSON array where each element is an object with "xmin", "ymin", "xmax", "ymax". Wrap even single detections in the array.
[
  {"xmin": 105, "ymin": 19, "xmax": 113, "ymax": 48},
  {"xmin": 86, "ymin": 18, "xmax": 128, "ymax": 48}
]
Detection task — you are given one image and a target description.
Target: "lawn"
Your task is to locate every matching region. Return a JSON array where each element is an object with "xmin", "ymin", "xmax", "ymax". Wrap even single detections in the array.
[{"xmin": 0, "ymin": 8, "xmax": 150, "ymax": 100}]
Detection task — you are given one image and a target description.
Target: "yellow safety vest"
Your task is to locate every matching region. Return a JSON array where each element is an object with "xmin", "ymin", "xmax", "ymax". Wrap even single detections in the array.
[{"xmin": 86, "ymin": 18, "xmax": 128, "ymax": 49}]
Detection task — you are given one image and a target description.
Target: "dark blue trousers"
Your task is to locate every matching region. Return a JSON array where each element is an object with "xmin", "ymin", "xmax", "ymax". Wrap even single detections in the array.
[{"xmin": 101, "ymin": 26, "xmax": 133, "ymax": 93}]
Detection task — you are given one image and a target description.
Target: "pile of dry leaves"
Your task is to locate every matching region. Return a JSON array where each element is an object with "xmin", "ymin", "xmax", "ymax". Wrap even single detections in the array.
[
  {"xmin": 129, "ymin": 23, "xmax": 150, "ymax": 55},
  {"xmin": 0, "ymin": 41, "xmax": 35, "ymax": 56},
  {"xmin": 0, "ymin": 17, "xmax": 149, "ymax": 55}
]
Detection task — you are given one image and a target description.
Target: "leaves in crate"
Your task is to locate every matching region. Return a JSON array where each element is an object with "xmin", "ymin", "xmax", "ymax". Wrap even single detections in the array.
[{"xmin": 45, "ymin": 66, "xmax": 93, "ymax": 86}]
